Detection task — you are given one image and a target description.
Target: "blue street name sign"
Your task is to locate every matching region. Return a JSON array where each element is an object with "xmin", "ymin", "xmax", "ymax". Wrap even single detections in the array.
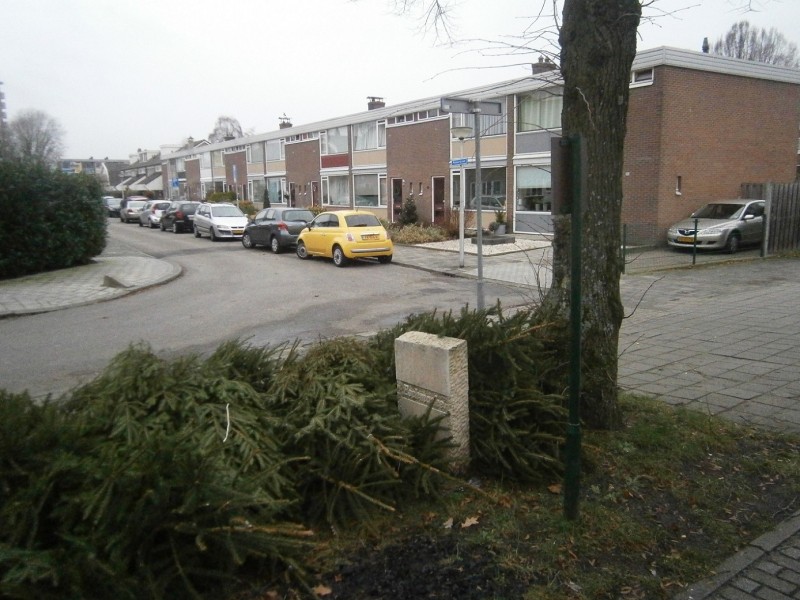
[{"xmin": 450, "ymin": 158, "xmax": 468, "ymax": 166}]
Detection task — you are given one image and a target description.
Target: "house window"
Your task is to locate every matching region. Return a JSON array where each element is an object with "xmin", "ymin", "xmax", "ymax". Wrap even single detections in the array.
[
  {"xmin": 212, "ymin": 150, "xmax": 224, "ymax": 167},
  {"xmin": 631, "ymin": 68, "xmax": 654, "ymax": 86},
  {"xmin": 452, "ymin": 111, "xmax": 507, "ymax": 137},
  {"xmin": 249, "ymin": 142, "xmax": 265, "ymax": 163},
  {"xmin": 353, "ymin": 121, "xmax": 386, "ymax": 151},
  {"xmin": 354, "ymin": 173, "xmax": 386, "ymax": 207},
  {"xmin": 516, "ymin": 165, "xmax": 552, "ymax": 212},
  {"xmin": 200, "ymin": 153, "xmax": 211, "ymax": 168},
  {"xmin": 266, "ymin": 139, "xmax": 284, "ymax": 161},
  {"xmin": 321, "ymin": 126, "xmax": 349, "ymax": 155},
  {"xmin": 265, "ymin": 176, "xmax": 288, "ymax": 204},
  {"xmin": 322, "ymin": 175, "xmax": 350, "ymax": 206},
  {"xmin": 517, "ymin": 89, "xmax": 563, "ymax": 132}
]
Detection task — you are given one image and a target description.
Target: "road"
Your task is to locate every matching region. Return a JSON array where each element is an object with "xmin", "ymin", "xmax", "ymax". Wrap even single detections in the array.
[{"xmin": 0, "ymin": 220, "xmax": 532, "ymax": 398}]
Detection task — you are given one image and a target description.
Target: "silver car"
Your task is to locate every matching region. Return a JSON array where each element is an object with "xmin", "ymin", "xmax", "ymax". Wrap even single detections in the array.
[
  {"xmin": 667, "ymin": 200, "xmax": 764, "ymax": 253},
  {"xmin": 193, "ymin": 203, "xmax": 249, "ymax": 241},
  {"xmin": 138, "ymin": 200, "xmax": 172, "ymax": 228}
]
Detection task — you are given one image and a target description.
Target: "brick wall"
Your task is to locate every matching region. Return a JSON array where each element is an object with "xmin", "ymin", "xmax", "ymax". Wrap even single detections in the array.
[
  {"xmin": 387, "ymin": 119, "xmax": 451, "ymax": 223},
  {"xmin": 286, "ymin": 139, "xmax": 321, "ymax": 208},
  {"xmin": 624, "ymin": 65, "xmax": 800, "ymax": 244},
  {"xmin": 185, "ymin": 158, "xmax": 201, "ymax": 201},
  {"xmin": 223, "ymin": 150, "xmax": 248, "ymax": 200}
]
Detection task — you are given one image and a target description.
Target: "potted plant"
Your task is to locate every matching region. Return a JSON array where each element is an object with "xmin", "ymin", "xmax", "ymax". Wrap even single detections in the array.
[{"xmin": 490, "ymin": 209, "xmax": 507, "ymax": 235}]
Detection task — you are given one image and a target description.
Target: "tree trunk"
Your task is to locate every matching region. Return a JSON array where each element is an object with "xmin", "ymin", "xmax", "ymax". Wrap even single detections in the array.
[{"xmin": 546, "ymin": 0, "xmax": 641, "ymax": 429}]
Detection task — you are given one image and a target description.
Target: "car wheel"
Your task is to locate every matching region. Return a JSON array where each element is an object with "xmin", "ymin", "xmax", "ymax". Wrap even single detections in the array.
[
  {"xmin": 242, "ymin": 232, "xmax": 254, "ymax": 249},
  {"xmin": 332, "ymin": 246, "xmax": 348, "ymax": 267},
  {"xmin": 270, "ymin": 236, "xmax": 281, "ymax": 254},
  {"xmin": 194, "ymin": 225, "xmax": 201, "ymax": 238},
  {"xmin": 210, "ymin": 228, "xmax": 218, "ymax": 242},
  {"xmin": 725, "ymin": 233, "xmax": 740, "ymax": 254},
  {"xmin": 296, "ymin": 241, "xmax": 309, "ymax": 260},
  {"xmin": 378, "ymin": 255, "xmax": 393, "ymax": 264}
]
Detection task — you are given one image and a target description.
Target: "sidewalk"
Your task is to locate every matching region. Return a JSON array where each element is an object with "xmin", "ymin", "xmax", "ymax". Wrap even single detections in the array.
[{"xmin": 1, "ymin": 238, "xmax": 799, "ymax": 599}]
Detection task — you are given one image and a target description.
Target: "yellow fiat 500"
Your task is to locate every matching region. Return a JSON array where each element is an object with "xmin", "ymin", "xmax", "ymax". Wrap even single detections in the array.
[{"xmin": 295, "ymin": 210, "xmax": 393, "ymax": 267}]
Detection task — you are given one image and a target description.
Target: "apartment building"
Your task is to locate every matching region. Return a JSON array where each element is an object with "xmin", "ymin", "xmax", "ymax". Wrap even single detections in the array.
[{"xmin": 159, "ymin": 46, "xmax": 800, "ymax": 245}]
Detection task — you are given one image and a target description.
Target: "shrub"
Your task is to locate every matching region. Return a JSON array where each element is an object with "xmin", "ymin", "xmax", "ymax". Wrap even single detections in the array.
[
  {"xmin": 205, "ymin": 190, "xmax": 237, "ymax": 203},
  {"xmin": 389, "ymin": 223, "xmax": 450, "ymax": 244},
  {"xmin": 399, "ymin": 194, "xmax": 419, "ymax": 225},
  {"xmin": 0, "ymin": 160, "xmax": 106, "ymax": 279},
  {"xmin": 238, "ymin": 199, "xmax": 256, "ymax": 217}
]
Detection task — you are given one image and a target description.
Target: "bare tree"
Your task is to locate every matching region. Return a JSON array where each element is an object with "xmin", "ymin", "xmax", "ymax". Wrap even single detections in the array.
[
  {"xmin": 711, "ymin": 20, "xmax": 799, "ymax": 67},
  {"xmin": 6, "ymin": 109, "xmax": 64, "ymax": 165},
  {"xmin": 208, "ymin": 115, "xmax": 244, "ymax": 143},
  {"xmin": 394, "ymin": 0, "xmax": 774, "ymax": 430}
]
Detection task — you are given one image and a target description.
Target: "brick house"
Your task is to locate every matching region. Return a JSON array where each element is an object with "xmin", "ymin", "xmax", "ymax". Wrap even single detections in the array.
[{"xmin": 161, "ymin": 46, "xmax": 800, "ymax": 246}]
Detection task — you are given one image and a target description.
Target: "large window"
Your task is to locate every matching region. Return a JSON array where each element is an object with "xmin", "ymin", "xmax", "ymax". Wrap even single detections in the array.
[
  {"xmin": 265, "ymin": 176, "xmax": 288, "ymax": 204},
  {"xmin": 517, "ymin": 89, "xmax": 563, "ymax": 132},
  {"xmin": 354, "ymin": 173, "xmax": 386, "ymax": 207},
  {"xmin": 353, "ymin": 120, "xmax": 386, "ymax": 151},
  {"xmin": 266, "ymin": 139, "xmax": 285, "ymax": 161},
  {"xmin": 248, "ymin": 142, "xmax": 265, "ymax": 163},
  {"xmin": 516, "ymin": 166, "xmax": 552, "ymax": 212},
  {"xmin": 322, "ymin": 175, "xmax": 350, "ymax": 206},
  {"xmin": 200, "ymin": 152, "xmax": 211, "ymax": 168},
  {"xmin": 451, "ymin": 112, "xmax": 506, "ymax": 137},
  {"xmin": 321, "ymin": 126, "xmax": 349, "ymax": 155},
  {"xmin": 212, "ymin": 150, "xmax": 224, "ymax": 167}
]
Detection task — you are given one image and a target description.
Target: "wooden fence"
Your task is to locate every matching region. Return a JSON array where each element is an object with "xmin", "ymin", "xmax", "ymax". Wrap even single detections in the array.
[{"xmin": 741, "ymin": 182, "xmax": 800, "ymax": 254}]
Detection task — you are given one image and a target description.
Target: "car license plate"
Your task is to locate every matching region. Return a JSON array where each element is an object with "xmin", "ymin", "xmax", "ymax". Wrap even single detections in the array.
[
  {"xmin": 361, "ymin": 234, "xmax": 379, "ymax": 240},
  {"xmin": 677, "ymin": 236, "xmax": 695, "ymax": 243}
]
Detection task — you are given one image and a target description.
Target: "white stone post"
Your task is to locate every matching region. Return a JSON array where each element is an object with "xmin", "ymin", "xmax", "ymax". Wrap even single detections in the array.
[{"xmin": 394, "ymin": 331, "xmax": 469, "ymax": 472}]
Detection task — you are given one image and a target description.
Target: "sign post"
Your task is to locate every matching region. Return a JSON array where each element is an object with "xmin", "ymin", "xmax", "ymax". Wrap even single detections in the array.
[{"xmin": 441, "ymin": 97, "xmax": 503, "ymax": 311}]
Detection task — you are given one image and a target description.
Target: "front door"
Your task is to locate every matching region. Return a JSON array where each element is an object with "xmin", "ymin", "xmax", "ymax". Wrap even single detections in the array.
[
  {"xmin": 432, "ymin": 177, "xmax": 445, "ymax": 225},
  {"xmin": 391, "ymin": 178, "xmax": 403, "ymax": 223}
]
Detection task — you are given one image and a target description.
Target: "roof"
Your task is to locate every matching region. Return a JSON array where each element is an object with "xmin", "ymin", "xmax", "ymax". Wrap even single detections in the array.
[{"xmin": 161, "ymin": 46, "xmax": 800, "ymax": 161}]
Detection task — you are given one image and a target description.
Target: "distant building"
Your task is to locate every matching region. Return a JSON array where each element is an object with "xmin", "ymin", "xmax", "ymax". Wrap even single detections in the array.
[{"xmin": 58, "ymin": 158, "xmax": 130, "ymax": 191}]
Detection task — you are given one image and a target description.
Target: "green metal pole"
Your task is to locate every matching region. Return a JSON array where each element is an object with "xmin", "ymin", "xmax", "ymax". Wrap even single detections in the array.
[{"xmin": 563, "ymin": 134, "xmax": 582, "ymax": 521}]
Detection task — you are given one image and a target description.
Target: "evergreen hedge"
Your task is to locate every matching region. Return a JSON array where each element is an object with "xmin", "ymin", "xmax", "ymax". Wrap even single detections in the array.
[{"xmin": 0, "ymin": 160, "xmax": 107, "ymax": 279}]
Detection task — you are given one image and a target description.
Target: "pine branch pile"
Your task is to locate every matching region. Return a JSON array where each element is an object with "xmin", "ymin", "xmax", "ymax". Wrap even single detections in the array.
[{"xmin": 0, "ymin": 305, "xmax": 566, "ymax": 599}]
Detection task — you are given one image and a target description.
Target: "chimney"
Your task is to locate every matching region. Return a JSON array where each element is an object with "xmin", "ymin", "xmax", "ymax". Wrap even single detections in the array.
[
  {"xmin": 367, "ymin": 96, "xmax": 385, "ymax": 110},
  {"xmin": 531, "ymin": 56, "xmax": 557, "ymax": 74},
  {"xmin": 279, "ymin": 114, "xmax": 292, "ymax": 129},
  {"xmin": 702, "ymin": 37, "xmax": 710, "ymax": 53}
]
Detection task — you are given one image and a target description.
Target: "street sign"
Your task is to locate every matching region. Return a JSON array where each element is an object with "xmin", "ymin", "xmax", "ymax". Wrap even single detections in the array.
[
  {"xmin": 450, "ymin": 158, "xmax": 468, "ymax": 166},
  {"xmin": 440, "ymin": 97, "xmax": 503, "ymax": 115}
]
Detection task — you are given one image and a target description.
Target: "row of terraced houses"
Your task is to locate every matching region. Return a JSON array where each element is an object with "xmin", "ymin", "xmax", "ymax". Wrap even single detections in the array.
[{"xmin": 118, "ymin": 46, "xmax": 800, "ymax": 245}]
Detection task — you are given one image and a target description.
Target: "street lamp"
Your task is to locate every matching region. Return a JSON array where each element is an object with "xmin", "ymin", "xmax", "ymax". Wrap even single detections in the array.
[{"xmin": 451, "ymin": 126, "xmax": 472, "ymax": 269}]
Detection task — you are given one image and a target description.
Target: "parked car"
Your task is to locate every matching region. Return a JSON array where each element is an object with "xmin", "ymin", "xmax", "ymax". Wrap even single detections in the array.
[
  {"xmin": 104, "ymin": 197, "xmax": 121, "ymax": 218},
  {"xmin": 138, "ymin": 200, "xmax": 172, "ymax": 228},
  {"xmin": 193, "ymin": 203, "xmax": 249, "ymax": 241},
  {"xmin": 160, "ymin": 201, "xmax": 201, "ymax": 233},
  {"xmin": 667, "ymin": 199, "xmax": 765, "ymax": 253},
  {"xmin": 119, "ymin": 199, "xmax": 148, "ymax": 223},
  {"xmin": 242, "ymin": 207, "xmax": 315, "ymax": 253},
  {"xmin": 296, "ymin": 210, "xmax": 393, "ymax": 267}
]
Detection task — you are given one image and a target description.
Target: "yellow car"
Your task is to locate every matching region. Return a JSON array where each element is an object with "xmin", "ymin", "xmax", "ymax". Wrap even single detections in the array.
[{"xmin": 296, "ymin": 210, "xmax": 393, "ymax": 267}]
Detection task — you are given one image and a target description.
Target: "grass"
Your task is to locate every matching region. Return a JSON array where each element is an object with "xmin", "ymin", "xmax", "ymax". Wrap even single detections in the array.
[{"xmin": 258, "ymin": 393, "xmax": 800, "ymax": 599}]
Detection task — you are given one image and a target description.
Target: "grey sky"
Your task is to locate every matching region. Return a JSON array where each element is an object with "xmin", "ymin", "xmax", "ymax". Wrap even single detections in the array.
[{"xmin": 2, "ymin": 0, "xmax": 798, "ymax": 159}]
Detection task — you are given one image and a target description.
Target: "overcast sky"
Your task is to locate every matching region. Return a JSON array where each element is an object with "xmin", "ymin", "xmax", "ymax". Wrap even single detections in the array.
[{"xmin": 2, "ymin": 0, "xmax": 798, "ymax": 160}]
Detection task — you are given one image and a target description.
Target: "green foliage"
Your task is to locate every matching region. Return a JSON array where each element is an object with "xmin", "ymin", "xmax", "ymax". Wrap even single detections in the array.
[
  {"xmin": 389, "ymin": 223, "xmax": 450, "ymax": 244},
  {"xmin": 399, "ymin": 194, "xmax": 419, "ymax": 225},
  {"xmin": 0, "ymin": 339, "xmax": 448, "ymax": 598},
  {"xmin": 369, "ymin": 304, "xmax": 568, "ymax": 482},
  {"xmin": 238, "ymin": 200, "xmax": 256, "ymax": 217},
  {"xmin": 205, "ymin": 191, "xmax": 236, "ymax": 203},
  {"xmin": 0, "ymin": 160, "xmax": 106, "ymax": 279}
]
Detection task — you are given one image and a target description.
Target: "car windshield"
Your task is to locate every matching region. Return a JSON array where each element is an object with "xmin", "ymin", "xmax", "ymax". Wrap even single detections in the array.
[
  {"xmin": 344, "ymin": 214, "xmax": 382, "ymax": 228},
  {"xmin": 692, "ymin": 203, "xmax": 745, "ymax": 220},
  {"xmin": 156, "ymin": 202, "xmax": 170, "ymax": 210},
  {"xmin": 212, "ymin": 206, "xmax": 244, "ymax": 217},
  {"xmin": 129, "ymin": 201, "xmax": 147, "ymax": 209},
  {"xmin": 284, "ymin": 210, "xmax": 314, "ymax": 222},
  {"xmin": 181, "ymin": 204, "xmax": 198, "ymax": 214}
]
